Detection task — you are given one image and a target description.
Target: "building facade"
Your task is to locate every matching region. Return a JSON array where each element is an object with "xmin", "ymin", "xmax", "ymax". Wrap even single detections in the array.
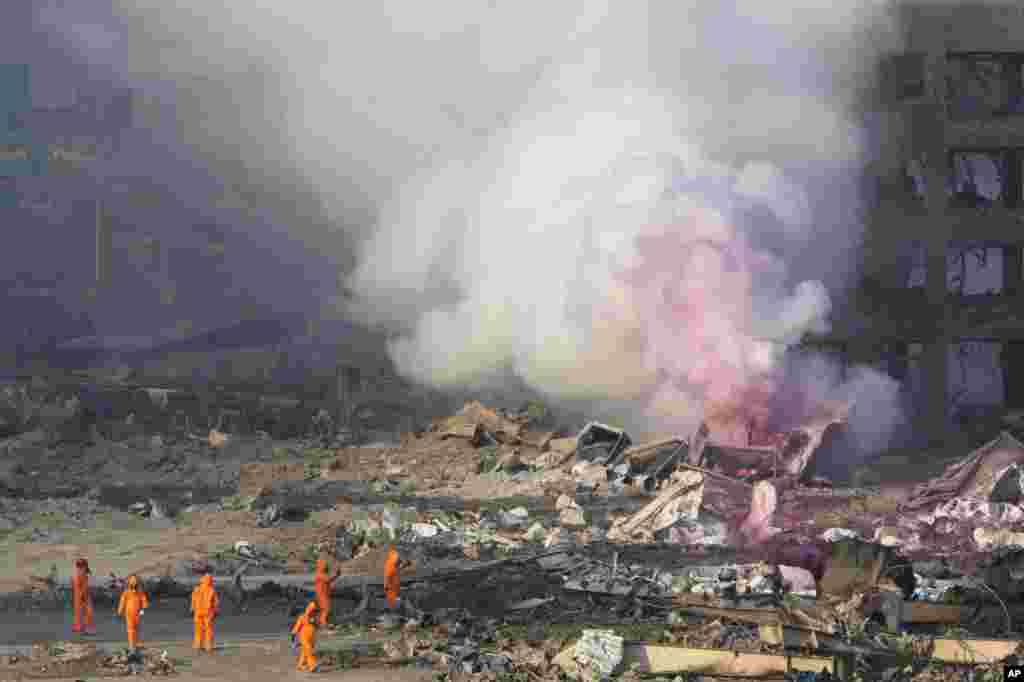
[{"xmin": 839, "ymin": 3, "xmax": 1024, "ymax": 441}]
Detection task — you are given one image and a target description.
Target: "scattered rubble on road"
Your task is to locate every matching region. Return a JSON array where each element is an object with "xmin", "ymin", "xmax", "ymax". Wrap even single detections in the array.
[{"xmin": 0, "ymin": 640, "xmax": 176, "ymax": 678}]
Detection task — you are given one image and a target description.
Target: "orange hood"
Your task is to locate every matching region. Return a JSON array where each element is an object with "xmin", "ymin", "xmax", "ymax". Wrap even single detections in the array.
[
  {"xmin": 127, "ymin": 575, "xmax": 140, "ymax": 590},
  {"xmin": 200, "ymin": 575, "xmax": 214, "ymax": 589},
  {"xmin": 303, "ymin": 600, "xmax": 319, "ymax": 620},
  {"xmin": 315, "ymin": 559, "xmax": 328, "ymax": 575}
]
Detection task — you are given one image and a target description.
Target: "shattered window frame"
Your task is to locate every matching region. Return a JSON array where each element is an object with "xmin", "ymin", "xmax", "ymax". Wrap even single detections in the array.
[
  {"xmin": 946, "ymin": 241, "xmax": 1007, "ymax": 298},
  {"xmin": 946, "ymin": 52, "xmax": 1024, "ymax": 120},
  {"xmin": 948, "ymin": 338, "xmax": 1008, "ymax": 420},
  {"xmin": 947, "ymin": 148, "xmax": 1023, "ymax": 209}
]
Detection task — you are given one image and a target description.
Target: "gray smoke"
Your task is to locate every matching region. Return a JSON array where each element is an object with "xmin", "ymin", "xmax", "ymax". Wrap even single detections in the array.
[{"xmin": 44, "ymin": 1, "xmax": 924, "ymax": 454}]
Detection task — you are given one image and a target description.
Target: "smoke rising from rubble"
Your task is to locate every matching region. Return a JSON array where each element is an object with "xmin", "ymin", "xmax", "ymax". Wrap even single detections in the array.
[{"xmin": 47, "ymin": 2, "xmax": 915, "ymax": 454}]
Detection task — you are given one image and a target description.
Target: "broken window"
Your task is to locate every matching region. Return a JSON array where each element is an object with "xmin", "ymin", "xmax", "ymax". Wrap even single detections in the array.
[
  {"xmin": 947, "ymin": 243, "xmax": 1004, "ymax": 296},
  {"xmin": 946, "ymin": 54, "xmax": 1024, "ymax": 120},
  {"xmin": 948, "ymin": 340, "xmax": 1006, "ymax": 419},
  {"xmin": 946, "ymin": 242, "xmax": 1024, "ymax": 297},
  {"xmin": 948, "ymin": 152, "xmax": 1007, "ymax": 208}
]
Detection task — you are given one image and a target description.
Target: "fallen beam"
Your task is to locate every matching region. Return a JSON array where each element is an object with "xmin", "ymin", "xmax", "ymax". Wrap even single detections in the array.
[
  {"xmin": 758, "ymin": 624, "xmax": 902, "ymax": 659},
  {"xmin": 928, "ymin": 638, "xmax": 1022, "ymax": 664},
  {"xmin": 553, "ymin": 641, "xmax": 834, "ymax": 677},
  {"xmin": 623, "ymin": 438, "xmax": 686, "ymax": 469},
  {"xmin": 623, "ymin": 644, "xmax": 834, "ymax": 676},
  {"xmin": 902, "ymin": 601, "xmax": 968, "ymax": 624},
  {"xmin": 610, "ymin": 469, "xmax": 704, "ymax": 538}
]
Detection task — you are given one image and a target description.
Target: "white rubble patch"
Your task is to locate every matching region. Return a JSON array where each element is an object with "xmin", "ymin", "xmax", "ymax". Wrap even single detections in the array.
[
  {"xmin": 411, "ymin": 523, "xmax": 438, "ymax": 538},
  {"xmin": 820, "ymin": 527, "xmax": 861, "ymax": 542},
  {"xmin": 974, "ymin": 527, "xmax": 1024, "ymax": 550},
  {"xmin": 573, "ymin": 629, "xmax": 624, "ymax": 681}
]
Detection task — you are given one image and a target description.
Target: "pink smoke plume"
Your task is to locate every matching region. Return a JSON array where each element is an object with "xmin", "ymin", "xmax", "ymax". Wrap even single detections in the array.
[{"xmin": 607, "ymin": 203, "xmax": 835, "ymax": 446}]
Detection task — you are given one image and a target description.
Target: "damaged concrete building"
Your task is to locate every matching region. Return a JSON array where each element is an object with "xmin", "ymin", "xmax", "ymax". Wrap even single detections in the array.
[{"xmin": 824, "ymin": 3, "xmax": 1024, "ymax": 448}]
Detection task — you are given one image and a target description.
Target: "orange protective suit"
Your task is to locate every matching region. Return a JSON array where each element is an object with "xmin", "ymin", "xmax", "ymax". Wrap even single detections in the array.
[
  {"xmin": 291, "ymin": 601, "xmax": 320, "ymax": 672},
  {"xmin": 117, "ymin": 575, "xmax": 149, "ymax": 649},
  {"xmin": 383, "ymin": 545, "xmax": 400, "ymax": 609},
  {"xmin": 190, "ymin": 575, "xmax": 220, "ymax": 652},
  {"xmin": 71, "ymin": 559, "xmax": 94, "ymax": 634},
  {"xmin": 313, "ymin": 559, "xmax": 340, "ymax": 626}
]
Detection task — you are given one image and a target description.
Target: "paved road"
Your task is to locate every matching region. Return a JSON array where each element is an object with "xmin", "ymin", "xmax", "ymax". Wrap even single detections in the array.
[{"xmin": 0, "ymin": 600, "xmax": 294, "ymax": 648}]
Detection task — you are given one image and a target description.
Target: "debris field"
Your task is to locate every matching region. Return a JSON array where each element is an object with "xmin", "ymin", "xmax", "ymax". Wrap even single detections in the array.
[{"xmin": 2, "ymin": 381, "xmax": 1024, "ymax": 681}]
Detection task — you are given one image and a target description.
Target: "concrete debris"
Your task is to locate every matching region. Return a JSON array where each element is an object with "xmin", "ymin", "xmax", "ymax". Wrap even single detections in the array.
[
  {"xmin": 544, "ymin": 527, "xmax": 575, "ymax": 550},
  {"xmin": 975, "ymin": 527, "xmax": 1024, "ymax": 549},
  {"xmin": 902, "ymin": 431, "xmax": 1024, "ymax": 510},
  {"xmin": 256, "ymin": 503, "xmax": 281, "ymax": 527},
  {"xmin": 208, "ymin": 429, "xmax": 230, "ymax": 448},
  {"xmin": 496, "ymin": 506, "xmax": 529, "ymax": 529},
  {"xmin": 821, "ymin": 527, "xmax": 862, "ymax": 542},
  {"xmin": 872, "ymin": 525, "xmax": 922, "ymax": 550},
  {"xmin": 575, "ymin": 423, "xmax": 631, "ymax": 469},
  {"xmin": 525, "ymin": 521, "xmax": 546, "ymax": 543},
  {"xmin": 608, "ymin": 469, "xmax": 703, "ymax": 541},
  {"xmin": 570, "ymin": 461, "xmax": 607, "ymax": 490},
  {"xmin": 779, "ymin": 564, "xmax": 817, "ymax": 596},
  {"xmin": 570, "ymin": 629, "xmax": 624, "ymax": 680},
  {"xmin": 735, "ymin": 479, "xmax": 779, "ymax": 545},
  {"xmin": 411, "ymin": 522, "xmax": 439, "ymax": 538},
  {"xmin": 818, "ymin": 537, "xmax": 892, "ymax": 597},
  {"xmin": 8, "ymin": 392, "xmax": 1024, "ymax": 679},
  {"xmin": 559, "ymin": 505, "xmax": 587, "ymax": 528}
]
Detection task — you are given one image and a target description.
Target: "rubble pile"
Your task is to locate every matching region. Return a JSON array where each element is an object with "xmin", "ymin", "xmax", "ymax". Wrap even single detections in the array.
[
  {"xmin": 1, "ymin": 640, "xmax": 174, "ymax": 678},
  {"xmin": 103, "ymin": 648, "xmax": 177, "ymax": 676},
  {"xmin": 10, "ymin": 388, "xmax": 1024, "ymax": 680}
]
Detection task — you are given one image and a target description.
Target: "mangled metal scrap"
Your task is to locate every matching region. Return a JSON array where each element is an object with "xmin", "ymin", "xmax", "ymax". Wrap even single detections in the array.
[
  {"xmin": 575, "ymin": 422, "xmax": 631, "ymax": 469},
  {"xmin": 608, "ymin": 469, "xmax": 704, "ymax": 542},
  {"xmin": 688, "ymin": 409, "xmax": 846, "ymax": 483},
  {"xmin": 902, "ymin": 431, "xmax": 1024, "ymax": 511},
  {"xmin": 437, "ymin": 401, "xmax": 527, "ymax": 445},
  {"xmin": 619, "ymin": 437, "xmax": 688, "ymax": 492}
]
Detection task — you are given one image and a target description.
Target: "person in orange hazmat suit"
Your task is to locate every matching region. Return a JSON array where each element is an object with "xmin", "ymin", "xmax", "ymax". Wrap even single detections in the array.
[
  {"xmin": 383, "ymin": 544, "xmax": 401, "ymax": 610},
  {"xmin": 313, "ymin": 559, "xmax": 341, "ymax": 627},
  {"xmin": 291, "ymin": 600, "xmax": 321, "ymax": 672},
  {"xmin": 116, "ymin": 575, "xmax": 149, "ymax": 650},
  {"xmin": 71, "ymin": 558, "xmax": 95, "ymax": 635},
  {"xmin": 190, "ymin": 574, "xmax": 220, "ymax": 653}
]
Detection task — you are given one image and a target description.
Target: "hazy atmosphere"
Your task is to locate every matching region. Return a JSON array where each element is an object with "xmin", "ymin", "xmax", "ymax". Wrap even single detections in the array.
[{"xmin": 31, "ymin": 0, "xmax": 921, "ymax": 453}]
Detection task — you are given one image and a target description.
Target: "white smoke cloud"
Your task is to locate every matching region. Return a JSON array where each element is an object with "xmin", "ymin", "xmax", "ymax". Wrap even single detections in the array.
[{"xmin": 45, "ymin": 0, "xmax": 916, "ymax": 451}]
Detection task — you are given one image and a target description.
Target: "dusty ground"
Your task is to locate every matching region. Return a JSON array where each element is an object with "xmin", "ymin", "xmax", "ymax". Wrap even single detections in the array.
[
  {"xmin": 0, "ymin": 504, "xmax": 363, "ymax": 592},
  {"xmin": 0, "ymin": 637, "xmax": 435, "ymax": 681}
]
